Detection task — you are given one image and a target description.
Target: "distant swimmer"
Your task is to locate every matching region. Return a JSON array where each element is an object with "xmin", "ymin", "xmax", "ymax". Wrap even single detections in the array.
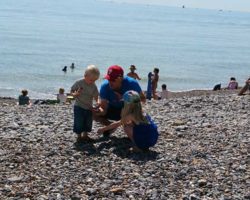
[
  {"xmin": 62, "ymin": 66, "xmax": 67, "ymax": 72},
  {"xmin": 70, "ymin": 63, "xmax": 75, "ymax": 69}
]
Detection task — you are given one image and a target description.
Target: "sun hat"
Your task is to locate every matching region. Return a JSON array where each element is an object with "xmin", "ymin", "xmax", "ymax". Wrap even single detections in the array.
[
  {"xmin": 105, "ymin": 65, "xmax": 124, "ymax": 81},
  {"xmin": 130, "ymin": 65, "xmax": 136, "ymax": 70},
  {"xmin": 123, "ymin": 90, "xmax": 140, "ymax": 104}
]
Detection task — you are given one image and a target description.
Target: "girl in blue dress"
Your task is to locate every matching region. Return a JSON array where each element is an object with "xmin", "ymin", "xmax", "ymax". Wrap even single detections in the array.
[{"xmin": 97, "ymin": 90, "xmax": 158, "ymax": 152}]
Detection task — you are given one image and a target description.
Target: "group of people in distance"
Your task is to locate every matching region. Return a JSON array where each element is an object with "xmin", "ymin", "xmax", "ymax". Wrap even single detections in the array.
[
  {"xmin": 127, "ymin": 65, "xmax": 167, "ymax": 100},
  {"xmin": 213, "ymin": 76, "xmax": 250, "ymax": 95},
  {"xmin": 62, "ymin": 63, "xmax": 75, "ymax": 73},
  {"xmin": 18, "ymin": 88, "xmax": 68, "ymax": 106}
]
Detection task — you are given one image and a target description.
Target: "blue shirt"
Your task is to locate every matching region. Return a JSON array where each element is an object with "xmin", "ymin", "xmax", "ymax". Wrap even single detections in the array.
[{"xmin": 100, "ymin": 76, "xmax": 142, "ymax": 109}]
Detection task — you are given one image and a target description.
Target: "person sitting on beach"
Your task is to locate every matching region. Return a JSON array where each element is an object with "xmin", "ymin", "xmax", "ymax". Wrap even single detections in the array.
[
  {"xmin": 159, "ymin": 84, "xmax": 169, "ymax": 100},
  {"xmin": 152, "ymin": 67, "xmax": 159, "ymax": 100},
  {"xmin": 127, "ymin": 65, "xmax": 141, "ymax": 80},
  {"xmin": 57, "ymin": 88, "xmax": 67, "ymax": 104},
  {"xmin": 238, "ymin": 77, "xmax": 250, "ymax": 96},
  {"xmin": 18, "ymin": 89, "xmax": 31, "ymax": 106},
  {"xmin": 227, "ymin": 77, "xmax": 238, "ymax": 90},
  {"xmin": 71, "ymin": 65, "xmax": 100, "ymax": 143},
  {"xmin": 213, "ymin": 83, "xmax": 221, "ymax": 91},
  {"xmin": 97, "ymin": 90, "xmax": 158, "ymax": 152},
  {"xmin": 94, "ymin": 65, "xmax": 146, "ymax": 137}
]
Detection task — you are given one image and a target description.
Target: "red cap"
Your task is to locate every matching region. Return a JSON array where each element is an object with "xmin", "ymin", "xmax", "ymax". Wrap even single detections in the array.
[{"xmin": 105, "ymin": 65, "xmax": 124, "ymax": 81}]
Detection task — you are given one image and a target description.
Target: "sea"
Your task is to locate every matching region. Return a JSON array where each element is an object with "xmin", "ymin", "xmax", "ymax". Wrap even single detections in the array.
[{"xmin": 0, "ymin": 0, "xmax": 250, "ymax": 99}]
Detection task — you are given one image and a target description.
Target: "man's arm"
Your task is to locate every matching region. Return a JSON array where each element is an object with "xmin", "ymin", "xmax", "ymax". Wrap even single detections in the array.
[{"xmin": 94, "ymin": 98, "xmax": 108, "ymax": 116}]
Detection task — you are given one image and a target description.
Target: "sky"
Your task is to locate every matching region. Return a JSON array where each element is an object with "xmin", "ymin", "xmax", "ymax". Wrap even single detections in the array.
[{"xmin": 106, "ymin": 0, "xmax": 250, "ymax": 12}]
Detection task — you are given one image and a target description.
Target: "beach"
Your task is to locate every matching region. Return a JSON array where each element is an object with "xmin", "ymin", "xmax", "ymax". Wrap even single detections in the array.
[{"xmin": 0, "ymin": 90, "xmax": 249, "ymax": 199}]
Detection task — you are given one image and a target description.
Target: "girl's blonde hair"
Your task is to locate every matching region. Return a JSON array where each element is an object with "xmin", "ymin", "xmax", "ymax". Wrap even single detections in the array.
[
  {"xmin": 84, "ymin": 65, "xmax": 100, "ymax": 80},
  {"xmin": 121, "ymin": 90, "xmax": 148, "ymax": 124}
]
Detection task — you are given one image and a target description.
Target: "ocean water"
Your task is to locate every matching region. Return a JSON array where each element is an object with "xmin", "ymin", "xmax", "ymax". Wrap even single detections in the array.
[{"xmin": 0, "ymin": 0, "xmax": 250, "ymax": 99}]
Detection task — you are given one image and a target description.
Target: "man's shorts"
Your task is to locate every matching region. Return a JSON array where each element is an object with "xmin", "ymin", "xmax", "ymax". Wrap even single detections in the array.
[{"xmin": 105, "ymin": 106, "xmax": 122, "ymax": 121}]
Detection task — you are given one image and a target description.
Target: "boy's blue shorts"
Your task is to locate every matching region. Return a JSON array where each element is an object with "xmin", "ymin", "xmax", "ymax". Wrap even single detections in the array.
[{"xmin": 73, "ymin": 106, "xmax": 92, "ymax": 134}]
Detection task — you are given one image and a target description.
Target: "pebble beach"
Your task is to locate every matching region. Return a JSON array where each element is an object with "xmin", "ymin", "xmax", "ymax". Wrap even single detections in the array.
[{"xmin": 0, "ymin": 90, "xmax": 249, "ymax": 200}]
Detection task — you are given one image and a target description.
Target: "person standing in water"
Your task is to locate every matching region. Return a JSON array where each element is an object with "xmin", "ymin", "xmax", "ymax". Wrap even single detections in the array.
[{"xmin": 127, "ymin": 65, "xmax": 141, "ymax": 80}]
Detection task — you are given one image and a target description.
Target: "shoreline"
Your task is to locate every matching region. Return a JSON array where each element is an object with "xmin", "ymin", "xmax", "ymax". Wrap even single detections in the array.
[
  {"xmin": 0, "ymin": 88, "xmax": 242, "ymax": 104},
  {"xmin": 167, "ymin": 88, "xmax": 241, "ymax": 98}
]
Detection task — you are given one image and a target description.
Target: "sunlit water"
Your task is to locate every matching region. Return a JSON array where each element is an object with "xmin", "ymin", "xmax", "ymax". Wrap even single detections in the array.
[{"xmin": 0, "ymin": 0, "xmax": 249, "ymax": 99}]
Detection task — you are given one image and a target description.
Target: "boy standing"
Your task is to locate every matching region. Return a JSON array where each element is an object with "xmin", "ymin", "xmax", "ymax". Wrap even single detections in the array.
[{"xmin": 71, "ymin": 65, "xmax": 100, "ymax": 142}]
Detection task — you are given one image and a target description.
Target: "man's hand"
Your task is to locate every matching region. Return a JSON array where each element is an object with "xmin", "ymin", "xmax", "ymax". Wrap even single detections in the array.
[{"xmin": 97, "ymin": 127, "xmax": 105, "ymax": 134}]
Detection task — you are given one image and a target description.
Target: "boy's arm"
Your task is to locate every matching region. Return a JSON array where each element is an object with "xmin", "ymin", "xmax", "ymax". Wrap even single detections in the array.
[
  {"xmin": 92, "ymin": 95, "xmax": 101, "ymax": 112},
  {"xmin": 70, "ymin": 81, "xmax": 83, "ymax": 97},
  {"xmin": 92, "ymin": 97, "xmax": 109, "ymax": 115},
  {"xmin": 71, "ymin": 87, "xmax": 83, "ymax": 97}
]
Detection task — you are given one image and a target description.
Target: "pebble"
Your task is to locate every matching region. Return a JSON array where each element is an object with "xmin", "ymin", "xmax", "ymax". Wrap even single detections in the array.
[{"xmin": 0, "ymin": 93, "xmax": 249, "ymax": 199}]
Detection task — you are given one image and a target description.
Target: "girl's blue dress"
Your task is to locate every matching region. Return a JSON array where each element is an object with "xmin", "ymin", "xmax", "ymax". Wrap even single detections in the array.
[{"xmin": 132, "ymin": 114, "xmax": 158, "ymax": 149}]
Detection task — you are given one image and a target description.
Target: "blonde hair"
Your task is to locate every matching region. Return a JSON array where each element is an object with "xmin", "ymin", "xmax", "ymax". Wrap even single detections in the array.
[
  {"xmin": 84, "ymin": 65, "xmax": 100, "ymax": 80},
  {"xmin": 121, "ymin": 101, "xmax": 148, "ymax": 125}
]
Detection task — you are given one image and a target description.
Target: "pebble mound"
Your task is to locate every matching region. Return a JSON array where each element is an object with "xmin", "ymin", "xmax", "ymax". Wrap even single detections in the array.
[{"xmin": 0, "ymin": 93, "xmax": 249, "ymax": 199}]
